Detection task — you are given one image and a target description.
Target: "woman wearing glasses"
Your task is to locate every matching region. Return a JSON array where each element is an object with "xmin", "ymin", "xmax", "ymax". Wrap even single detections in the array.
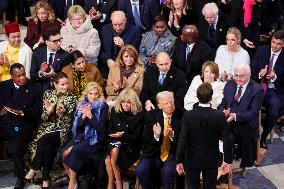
[{"xmin": 60, "ymin": 5, "xmax": 101, "ymax": 65}]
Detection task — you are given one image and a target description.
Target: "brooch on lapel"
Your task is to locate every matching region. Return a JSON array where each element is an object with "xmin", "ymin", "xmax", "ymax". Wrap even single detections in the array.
[
  {"xmin": 219, "ymin": 29, "xmax": 222, "ymax": 31},
  {"xmin": 170, "ymin": 75, "xmax": 173, "ymax": 79},
  {"xmin": 26, "ymin": 89, "xmax": 29, "ymax": 93},
  {"xmin": 57, "ymin": 58, "xmax": 61, "ymax": 61}
]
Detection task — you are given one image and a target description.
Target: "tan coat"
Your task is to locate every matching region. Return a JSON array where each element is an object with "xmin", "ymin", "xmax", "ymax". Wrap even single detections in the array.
[
  {"xmin": 106, "ymin": 62, "xmax": 144, "ymax": 102},
  {"xmin": 62, "ymin": 63, "xmax": 104, "ymax": 92}
]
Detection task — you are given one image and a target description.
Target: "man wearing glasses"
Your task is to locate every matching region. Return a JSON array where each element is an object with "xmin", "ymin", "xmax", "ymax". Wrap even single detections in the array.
[
  {"xmin": 218, "ymin": 63, "xmax": 263, "ymax": 177},
  {"xmin": 30, "ymin": 27, "xmax": 69, "ymax": 91}
]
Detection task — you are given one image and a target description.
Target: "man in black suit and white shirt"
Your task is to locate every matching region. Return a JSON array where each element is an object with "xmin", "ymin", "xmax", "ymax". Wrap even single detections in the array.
[
  {"xmin": 140, "ymin": 52, "xmax": 187, "ymax": 111},
  {"xmin": 30, "ymin": 27, "xmax": 69, "ymax": 91},
  {"xmin": 172, "ymin": 25, "xmax": 213, "ymax": 85},
  {"xmin": 176, "ymin": 83, "xmax": 232, "ymax": 189}
]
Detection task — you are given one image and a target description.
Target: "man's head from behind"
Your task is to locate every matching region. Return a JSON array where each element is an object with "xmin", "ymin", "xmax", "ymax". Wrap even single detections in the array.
[
  {"xmin": 156, "ymin": 52, "xmax": 172, "ymax": 73},
  {"xmin": 233, "ymin": 63, "xmax": 251, "ymax": 86},
  {"xmin": 111, "ymin": 11, "xmax": 127, "ymax": 34},
  {"xmin": 271, "ymin": 30, "xmax": 284, "ymax": 53},
  {"xmin": 197, "ymin": 83, "xmax": 213, "ymax": 104},
  {"xmin": 5, "ymin": 22, "xmax": 21, "ymax": 47},
  {"xmin": 157, "ymin": 91, "xmax": 175, "ymax": 115},
  {"xmin": 10, "ymin": 63, "xmax": 27, "ymax": 86},
  {"xmin": 42, "ymin": 27, "xmax": 62, "ymax": 52}
]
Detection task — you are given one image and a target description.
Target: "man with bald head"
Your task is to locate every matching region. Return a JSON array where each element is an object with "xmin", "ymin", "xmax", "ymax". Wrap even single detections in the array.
[
  {"xmin": 172, "ymin": 25, "xmax": 213, "ymax": 84},
  {"xmin": 99, "ymin": 10, "xmax": 141, "ymax": 77},
  {"xmin": 140, "ymin": 52, "xmax": 187, "ymax": 111}
]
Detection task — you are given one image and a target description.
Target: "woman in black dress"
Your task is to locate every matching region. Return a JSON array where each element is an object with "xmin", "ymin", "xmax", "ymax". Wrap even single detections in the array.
[{"xmin": 105, "ymin": 89, "xmax": 144, "ymax": 189}]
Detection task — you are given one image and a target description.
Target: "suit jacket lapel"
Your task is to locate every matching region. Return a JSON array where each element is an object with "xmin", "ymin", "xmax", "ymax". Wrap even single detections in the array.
[{"xmin": 239, "ymin": 80, "xmax": 252, "ymax": 104}]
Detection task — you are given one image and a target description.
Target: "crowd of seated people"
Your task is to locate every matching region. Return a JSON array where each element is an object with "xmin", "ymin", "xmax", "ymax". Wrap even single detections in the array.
[{"xmin": 1, "ymin": 0, "xmax": 284, "ymax": 189}]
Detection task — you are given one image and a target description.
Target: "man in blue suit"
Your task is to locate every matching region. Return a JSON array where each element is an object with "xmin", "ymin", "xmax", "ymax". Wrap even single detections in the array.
[
  {"xmin": 250, "ymin": 30, "xmax": 284, "ymax": 149},
  {"xmin": 30, "ymin": 27, "xmax": 69, "ymax": 92},
  {"xmin": 218, "ymin": 63, "xmax": 263, "ymax": 174},
  {"xmin": 99, "ymin": 11, "xmax": 141, "ymax": 78},
  {"xmin": 118, "ymin": 0, "xmax": 160, "ymax": 33}
]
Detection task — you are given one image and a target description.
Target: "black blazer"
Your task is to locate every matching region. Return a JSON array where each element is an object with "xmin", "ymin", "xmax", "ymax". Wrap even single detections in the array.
[
  {"xmin": 118, "ymin": 0, "xmax": 160, "ymax": 32},
  {"xmin": 172, "ymin": 38, "xmax": 213, "ymax": 85},
  {"xmin": 140, "ymin": 65, "xmax": 187, "ymax": 111},
  {"xmin": 251, "ymin": 45, "xmax": 284, "ymax": 90},
  {"xmin": 0, "ymin": 79, "xmax": 42, "ymax": 153},
  {"xmin": 198, "ymin": 13, "xmax": 230, "ymax": 53},
  {"xmin": 30, "ymin": 46, "xmax": 70, "ymax": 91},
  {"xmin": 141, "ymin": 108, "xmax": 183, "ymax": 159},
  {"xmin": 108, "ymin": 108, "xmax": 145, "ymax": 154},
  {"xmin": 176, "ymin": 106, "xmax": 232, "ymax": 169}
]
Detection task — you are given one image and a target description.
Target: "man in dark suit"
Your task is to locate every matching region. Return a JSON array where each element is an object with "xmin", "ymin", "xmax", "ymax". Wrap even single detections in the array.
[
  {"xmin": 218, "ymin": 63, "xmax": 263, "ymax": 175},
  {"xmin": 99, "ymin": 10, "xmax": 141, "ymax": 78},
  {"xmin": 172, "ymin": 25, "xmax": 213, "ymax": 85},
  {"xmin": 30, "ymin": 27, "xmax": 69, "ymax": 92},
  {"xmin": 136, "ymin": 91, "xmax": 183, "ymax": 189},
  {"xmin": 0, "ymin": 63, "xmax": 42, "ymax": 189},
  {"xmin": 140, "ymin": 52, "xmax": 187, "ymax": 112},
  {"xmin": 176, "ymin": 82, "xmax": 232, "ymax": 189},
  {"xmin": 48, "ymin": 0, "xmax": 84, "ymax": 21},
  {"xmin": 199, "ymin": 2, "xmax": 230, "ymax": 54},
  {"xmin": 118, "ymin": 0, "xmax": 160, "ymax": 33},
  {"xmin": 250, "ymin": 30, "xmax": 284, "ymax": 149}
]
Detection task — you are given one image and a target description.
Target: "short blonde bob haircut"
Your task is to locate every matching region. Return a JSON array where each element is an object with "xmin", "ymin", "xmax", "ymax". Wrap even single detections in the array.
[
  {"xmin": 114, "ymin": 89, "xmax": 142, "ymax": 115},
  {"xmin": 79, "ymin": 82, "xmax": 105, "ymax": 101},
  {"xmin": 67, "ymin": 5, "xmax": 86, "ymax": 21},
  {"xmin": 201, "ymin": 61, "xmax": 219, "ymax": 81},
  {"xmin": 32, "ymin": 0, "xmax": 56, "ymax": 23},
  {"xmin": 115, "ymin": 45, "xmax": 143, "ymax": 68}
]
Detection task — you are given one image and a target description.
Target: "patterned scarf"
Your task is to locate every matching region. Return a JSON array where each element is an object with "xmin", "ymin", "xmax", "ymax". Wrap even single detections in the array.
[{"xmin": 72, "ymin": 69, "xmax": 87, "ymax": 98}]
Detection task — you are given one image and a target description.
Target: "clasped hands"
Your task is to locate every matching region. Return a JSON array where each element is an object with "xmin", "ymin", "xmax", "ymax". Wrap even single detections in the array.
[
  {"xmin": 153, "ymin": 122, "xmax": 174, "ymax": 139},
  {"xmin": 80, "ymin": 104, "xmax": 93, "ymax": 119},
  {"xmin": 39, "ymin": 62, "xmax": 56, "ymax": 78},
  {"xmin": 0, "ymin": 53, "xmax": 10, "ymax": 68},
  {"xmin": 223, "ymin": 108, "xmax": 235, "ymax": 123},
  {"xmin": 109, "ymin": 131, "xmax": 124, "ymax": 138},
  {"xmin": 259, "ymin": 65, "xmax": 276, "ymax": 80},
  {"xmin": 44, "ymin": 100, "xmax": 63, "ymax": 117},
  {"xmin": 112, "ymin": 77, "xmax": 128, "ymax": 92}
]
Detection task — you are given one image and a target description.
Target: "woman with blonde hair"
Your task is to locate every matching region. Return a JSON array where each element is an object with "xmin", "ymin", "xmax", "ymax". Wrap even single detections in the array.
[
  {"xmin": 24, "ymin": 0, "xmax": 61, "ymax": 48},
  {"xmin": 106, "ymin": 45, "xmax": 144, "ymax": 105},
  {"xmin": 162, "ymin": 0, "xmax": 197, "ymax": 36},
  {"xmin": 61, "ymin": 81, "xmax": 108, "ymax": 189},
  {"xmin": 105, "ymin": 89, "xmax": 144, "ymax": 189},
  {"xmin": 215, "ymin": 27, "xmax": 250, "ymax": 81},
  {"xmin": 60, "ymin": 5, "xmax": 101, "ymax": 65}
]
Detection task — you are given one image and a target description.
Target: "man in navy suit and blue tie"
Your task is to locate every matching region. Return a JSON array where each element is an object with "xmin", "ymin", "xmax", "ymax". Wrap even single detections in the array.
[
  {"xmin": 30, "ymin": 27, "xmax": 69, "ymax": 91},
  {"xmin": 218, "ymin": 63, "xmax": 263, "ymax": 176},
  {"xmin": 251, "ymin": 30, "xmax": 284, "ymax": 149}
]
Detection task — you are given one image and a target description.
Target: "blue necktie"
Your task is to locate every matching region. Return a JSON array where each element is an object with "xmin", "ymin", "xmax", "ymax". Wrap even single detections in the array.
[
  {"xmin": 48, "ymin": 53, "xmax": 54, "ymax": 66},
  {"xmin": 185, "ymin": 45, "xmax": 190, "ymax": 61},
  {"xmin": 159, "ymin": 73, "xmax": 166, "ymax": 86},
  {"xmin": 133, "ymin": 4, "xmax": 141, "ymax": 27}
]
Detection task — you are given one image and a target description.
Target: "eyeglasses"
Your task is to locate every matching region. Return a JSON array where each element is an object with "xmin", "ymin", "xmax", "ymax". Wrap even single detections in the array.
[
  {"xmin": 71, "ymin": 17, "xmax": 84, "ymax": 22},
  {"xmin": 49, "ymin": 37, "xmax": 63, "ymax": 43},
  {"xmin": 233, "ymin": 74, "xmax": 247, "ymax": 79}
]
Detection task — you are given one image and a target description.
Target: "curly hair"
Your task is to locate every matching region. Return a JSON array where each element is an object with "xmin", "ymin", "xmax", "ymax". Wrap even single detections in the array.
[{"xmin": 31, "ymin": 0, "xmax": 56, "ymax": 23}]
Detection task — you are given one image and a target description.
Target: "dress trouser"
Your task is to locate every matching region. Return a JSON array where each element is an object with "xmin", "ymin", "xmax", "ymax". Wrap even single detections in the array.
[
  {"xmin": 31, "ymin": 132, "xmax": 61, "ymax": 180},
  {"xmin": 261, "ymin": 89, "xmax": 281, "ymax": 142},
  {"xmin": 186, "ymin": 168, "xmax": 218, "ymax": 189}
]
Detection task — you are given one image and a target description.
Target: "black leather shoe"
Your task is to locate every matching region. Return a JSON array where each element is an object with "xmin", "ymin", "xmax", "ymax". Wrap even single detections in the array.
[
  {"xmin": 260, "ymin": 140, "xmax": 268, "ymax": 150},
  {"xmin": 14, "ymin": 178, "xmax": 26, "ymax": 189}
]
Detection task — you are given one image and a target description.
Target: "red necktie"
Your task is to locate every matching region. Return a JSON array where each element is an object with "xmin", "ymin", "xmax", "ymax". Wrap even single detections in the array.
[
  {"xmin": 234, "ymin": 85, "xmax": 243, "ymax": 102},
  {"xmin": 262, "ymin": 54, "xmax": 275, "ymax": 94}
]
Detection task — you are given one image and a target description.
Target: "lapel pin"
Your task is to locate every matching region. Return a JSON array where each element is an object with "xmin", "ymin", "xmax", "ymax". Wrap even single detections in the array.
[
  {"xmin": 26, "ymin": 90, "xmax": 29, "ymax": 93},
  {"xmin": 170, "ymin": 75, "xmax": 172, "ymax": 78},
  {"xmin": 57, "ymin": 58, "xmax": 60, "ymax": 61}
]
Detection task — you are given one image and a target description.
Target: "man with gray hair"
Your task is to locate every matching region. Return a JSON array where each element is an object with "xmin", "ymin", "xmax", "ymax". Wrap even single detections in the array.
[
  {"xmin": 198, "ymin": 2, "xmax": 230, "ymax": 54},
  {"xmin": 99, "ymin": 10, "xmax": 141, "ymax": 77},
  {"xmin": 218, "ymin": 63, "xmax": 263, "ymax": 177}
]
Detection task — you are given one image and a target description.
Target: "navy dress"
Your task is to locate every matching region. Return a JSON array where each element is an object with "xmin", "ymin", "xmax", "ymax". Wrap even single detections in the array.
[
  {"xmin": 108, "ymin": 108, "xmax": 145, "ymax": 171},
  {"xmin": 62, "ymin": 100, "xmax": 108, "ymax": 172}
]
